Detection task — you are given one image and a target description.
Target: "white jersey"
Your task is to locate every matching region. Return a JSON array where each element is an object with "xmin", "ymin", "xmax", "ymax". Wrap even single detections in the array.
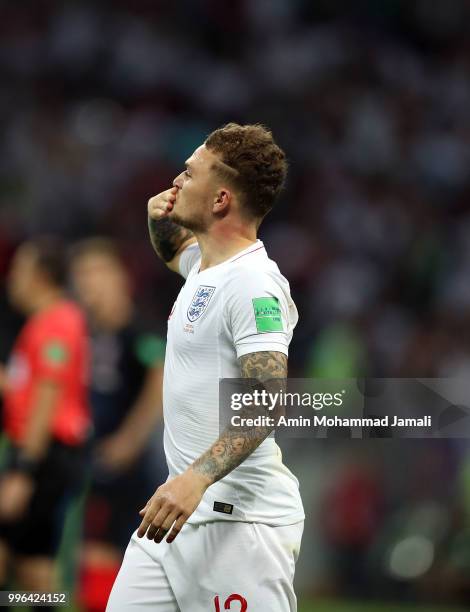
[{"xmin": 163, "ymin": 240, "xmax": 304, "ymax": 525}]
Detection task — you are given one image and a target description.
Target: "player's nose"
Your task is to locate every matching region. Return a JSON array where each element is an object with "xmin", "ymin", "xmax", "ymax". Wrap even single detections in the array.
[{"xmin": 173, "ymin": 175, "xmax": 183, "ymax": 189}]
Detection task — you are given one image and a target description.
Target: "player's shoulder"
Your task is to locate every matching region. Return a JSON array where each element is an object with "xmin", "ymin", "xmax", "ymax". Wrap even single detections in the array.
[
  {"xmin": 223, "ymin": 245, "xmax": 286, "ymax": 288},
  {"xmin": 38, "ymin": 300, "xmax": 87, "ymax": 336},
  {"xmin": 54, "ymin": 300, "xmax": 86, "ymax": 325}
]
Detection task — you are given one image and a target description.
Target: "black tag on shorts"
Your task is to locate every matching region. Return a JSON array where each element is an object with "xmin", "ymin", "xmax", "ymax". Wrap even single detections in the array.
[{"xmin": 213, "ymin": 501, "xmax": 234, "ymax": 515}]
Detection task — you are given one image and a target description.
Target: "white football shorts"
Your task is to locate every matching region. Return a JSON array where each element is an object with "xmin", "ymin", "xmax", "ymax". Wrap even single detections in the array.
[{"xmin": 106, "ymin": 520, "xmax": 304, "ymax": 611}]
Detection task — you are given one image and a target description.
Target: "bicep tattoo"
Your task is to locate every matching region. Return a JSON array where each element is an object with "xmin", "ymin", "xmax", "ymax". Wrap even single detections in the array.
[{"xmin": 239, "ymin": 350, "xmax": 287, "ymax": 381}]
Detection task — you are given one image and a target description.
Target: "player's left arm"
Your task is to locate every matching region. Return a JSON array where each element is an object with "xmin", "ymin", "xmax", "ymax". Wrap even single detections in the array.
[{"xmin": 137, "ymin": 350, "xmax": 286, "ymax": 544}]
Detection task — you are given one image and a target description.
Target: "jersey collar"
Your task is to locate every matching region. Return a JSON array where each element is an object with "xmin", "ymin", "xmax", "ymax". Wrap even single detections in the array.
[
  {"xmin": 225, "ymin": 240, "xmax": 265, "ymax": 264},
  {"xmin": 197, "ymin": 240, "xmax": 265, "ymax": 274}
]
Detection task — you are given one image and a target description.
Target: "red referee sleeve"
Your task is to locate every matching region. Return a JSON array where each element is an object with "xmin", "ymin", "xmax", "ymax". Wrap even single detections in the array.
[{"xmin": 35, "ymin": 335, "xmax": 72, "ymax": 383}]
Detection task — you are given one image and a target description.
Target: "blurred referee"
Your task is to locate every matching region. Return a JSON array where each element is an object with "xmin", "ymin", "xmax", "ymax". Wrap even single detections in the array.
[{"xmin": 0, "ymin": 239, "xmax": 90, "ymax": 603}]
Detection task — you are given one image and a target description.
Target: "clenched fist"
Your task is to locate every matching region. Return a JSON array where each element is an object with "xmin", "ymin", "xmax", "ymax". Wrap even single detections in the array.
[{"xmin": 148, "ymin": 187, "xmax": 178, "ymax": 222}]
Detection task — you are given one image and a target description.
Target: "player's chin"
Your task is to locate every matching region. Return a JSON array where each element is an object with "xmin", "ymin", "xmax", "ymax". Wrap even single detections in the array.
[{"xmin": 168, "ymin": 211, "xmax": 187, "ymax": 228}]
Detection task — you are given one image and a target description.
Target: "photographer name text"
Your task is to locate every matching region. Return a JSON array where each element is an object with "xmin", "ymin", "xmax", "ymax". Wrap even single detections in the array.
[{"xmin": 230, "ymin": 415, "xmax": 432, "ymax": 428}]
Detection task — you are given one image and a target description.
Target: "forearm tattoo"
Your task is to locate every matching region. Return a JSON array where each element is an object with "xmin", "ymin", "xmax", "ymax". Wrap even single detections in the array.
[
  {"xmin": 148, "ymin": 217, "xmax": 194, "ymax": 262},
  {"xmin": 192, "ymin": 351, "xmax": 287, "ymax": 484}
]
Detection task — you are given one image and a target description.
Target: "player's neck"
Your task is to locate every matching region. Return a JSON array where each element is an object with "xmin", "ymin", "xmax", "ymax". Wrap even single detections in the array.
[{"xmin": 196, "ymin": 223, "xmax": 257, "ymax": 271}]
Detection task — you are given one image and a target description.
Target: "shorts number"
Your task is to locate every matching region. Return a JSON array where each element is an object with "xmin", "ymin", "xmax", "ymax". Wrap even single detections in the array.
[{"xmin": 214, "ymin": 594, "xmax": 248, "ymax": 611}]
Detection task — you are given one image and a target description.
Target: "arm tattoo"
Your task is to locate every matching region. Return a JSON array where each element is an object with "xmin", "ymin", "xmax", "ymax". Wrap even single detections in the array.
[
  {"xmin": 148, "ymin": 217, "xmax": 194, "ymax": 262},
  {"xmin": 239, "ymin": 350, "xmax": 287, "ymax": 381},
  {"xmin": 192, "ymin": 351, "xmax": 287, "ymax": 485}
]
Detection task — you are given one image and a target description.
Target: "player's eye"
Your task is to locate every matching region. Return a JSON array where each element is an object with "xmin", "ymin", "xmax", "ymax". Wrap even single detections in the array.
[{"xmin": 184, "ymin": 170, "xmax": 191, "ymax": 178}]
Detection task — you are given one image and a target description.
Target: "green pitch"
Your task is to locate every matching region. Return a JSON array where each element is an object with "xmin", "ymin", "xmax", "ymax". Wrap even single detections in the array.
[{"xmin": 298, "ymin": 600, "xmax": 468, "ymax": 612}]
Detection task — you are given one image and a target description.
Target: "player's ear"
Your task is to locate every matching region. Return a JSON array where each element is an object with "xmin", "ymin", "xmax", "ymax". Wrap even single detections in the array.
[{"xmin": 213, "ymin": 189, "xmax": 231, "ymax": 215}]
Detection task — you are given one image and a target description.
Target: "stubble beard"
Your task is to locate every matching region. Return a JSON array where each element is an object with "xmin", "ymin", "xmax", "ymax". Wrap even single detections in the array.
[{"xmin": 170, "ymin": 211, "xmax": 208, "ymax": 234}]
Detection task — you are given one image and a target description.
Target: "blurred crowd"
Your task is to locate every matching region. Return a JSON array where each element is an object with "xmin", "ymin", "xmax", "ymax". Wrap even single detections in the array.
[{"xmin": 2, "ymin": 0, "xmax": 470, "ymax": 608}]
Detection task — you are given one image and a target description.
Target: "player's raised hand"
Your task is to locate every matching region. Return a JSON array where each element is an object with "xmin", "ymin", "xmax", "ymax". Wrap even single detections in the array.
[
  {"xmin": 147, "ymin": 187, "xmax": 178, "ymax": 221},
  {"xmin": 137, "ymin": 468, "xmax": 211, "ymax": 544}
]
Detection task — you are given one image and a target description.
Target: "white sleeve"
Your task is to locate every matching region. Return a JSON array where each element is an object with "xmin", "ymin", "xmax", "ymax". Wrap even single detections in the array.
[
  {"xmin": 178, "ymin": 243, "xmax": 201, "ymax": 279},
  {"xmin": 225, "ymin": 268, "xmax": 295, "ymax": 359}
]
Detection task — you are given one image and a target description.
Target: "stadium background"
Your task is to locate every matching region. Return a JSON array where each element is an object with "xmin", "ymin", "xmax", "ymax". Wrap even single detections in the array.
[{"xmin": 1, "ymin": 0, "xmax": 470, "ymax": 610}]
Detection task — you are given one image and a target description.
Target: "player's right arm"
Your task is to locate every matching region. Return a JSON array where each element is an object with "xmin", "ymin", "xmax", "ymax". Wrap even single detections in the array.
[{"xmin": 147, "ymin": 187, "xmax": 197, "ymax": 274}]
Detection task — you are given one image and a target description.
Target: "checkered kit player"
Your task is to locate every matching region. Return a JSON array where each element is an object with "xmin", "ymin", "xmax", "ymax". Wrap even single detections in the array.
[{"xmin": 106, "ymin": 123, "xmax": 304, "ymax": 611}]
